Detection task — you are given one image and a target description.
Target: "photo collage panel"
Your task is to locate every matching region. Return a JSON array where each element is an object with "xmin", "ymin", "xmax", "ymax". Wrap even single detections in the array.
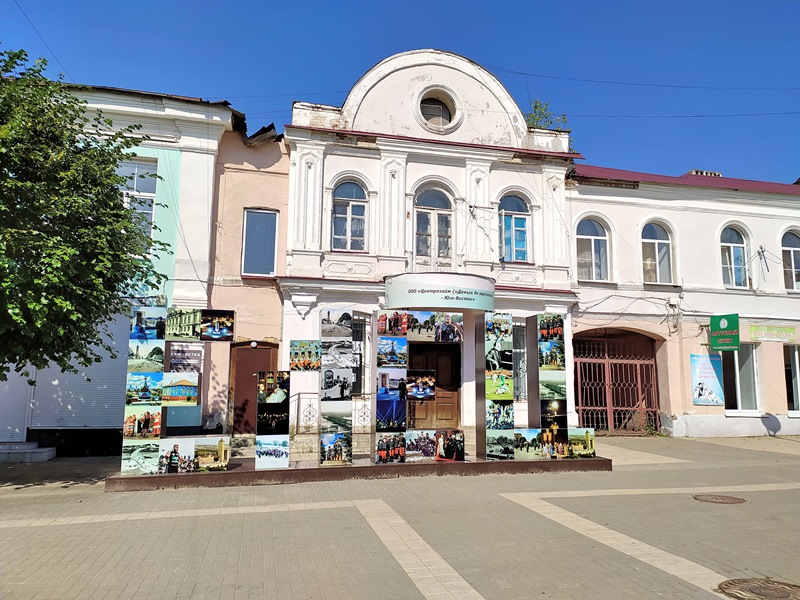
[
  {"xmin": 290, "ymin": 340, "xmax": 321, "ymax": 371},
  {"xmin": 122, "ymin": 298, "xmax": 235, "ymax": 477},
  {"xmin": 485, "ymin": 313, "xmax": 514, "ymax": 401},
  {"xmin": 255, "ymin": 371, "xmax": 290, "ymax": 470},
  {"xmin": 320, "ymin": 310, "xmax": 354, "ymax": 465}
]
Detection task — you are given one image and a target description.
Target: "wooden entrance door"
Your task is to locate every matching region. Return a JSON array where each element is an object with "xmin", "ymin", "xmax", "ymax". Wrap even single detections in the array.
[
  {"xmin": 408, "ymin": 342, "xmax": 461, "ymax": 429},
  {"xmin": 229, "ymin": 342, "xmax": 278, "ymax": 435}
]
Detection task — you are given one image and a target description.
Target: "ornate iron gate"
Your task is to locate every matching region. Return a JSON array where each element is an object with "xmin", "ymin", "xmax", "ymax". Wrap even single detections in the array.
[{"xmin": 573, "ymin": 329, "xmax": 659, "ymax": 433}]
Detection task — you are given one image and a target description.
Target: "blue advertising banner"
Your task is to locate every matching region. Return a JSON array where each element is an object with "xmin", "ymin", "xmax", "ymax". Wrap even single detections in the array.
[{"xmin": 691, "ymin": 354, "xmax": 724, "ymax": 406}]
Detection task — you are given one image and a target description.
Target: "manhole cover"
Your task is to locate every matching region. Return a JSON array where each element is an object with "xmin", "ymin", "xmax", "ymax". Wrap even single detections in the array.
[
  {"xmin": 693, "ymin": 494, "xmax": 746, "ymax": 504},
  {"xmin": 717, "ymin": 578, "xmax": 800, "ymax": 599}
]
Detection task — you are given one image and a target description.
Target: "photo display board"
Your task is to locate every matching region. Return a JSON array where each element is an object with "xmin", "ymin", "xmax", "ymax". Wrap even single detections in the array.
[
  {"xmin": 486, "ymin": 313, "xmax": 514, "ymax": 460},
  {"xmin": 375, "ymin": 310, "xmax": 465, "ymax": 463},
  {"xmin": 121, "ymin": 300, "xmax": 231, "ymax": 477},
  {"xmin": 320, "ymin": 310, "xmax": 354, "ymax": 465},
  {"xmin": 256, "ymin": 371, "xmax": 290, "ymax": 470}
]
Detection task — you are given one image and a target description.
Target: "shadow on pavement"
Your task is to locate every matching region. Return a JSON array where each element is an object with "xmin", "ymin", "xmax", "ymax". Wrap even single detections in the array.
[{"xmin": 0, "ymin": 457, "xmax": 120, "ymax": 490}]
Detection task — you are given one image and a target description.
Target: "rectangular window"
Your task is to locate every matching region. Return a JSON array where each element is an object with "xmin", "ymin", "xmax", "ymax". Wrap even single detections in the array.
[
  {"xmin": 242, "ymin": 209, "xmax": 278, "ymax": 276},
  {"xmin": 721, "ymin": 343, "xmax": 758, "ymax": 411},
  {"xmin": 785, "ymin": 345, "xmax": 800, "ymax": 411},
  {"xmin": 416, "ymin": 212, "xmax": 431, "ymax": 257},
  {"xmin": 117, "ymin": 159, "xmax": 157, "ymax": 239},
  {"xmin": 437, "ymin": 214, "xmax": 451, "ymax": 258},
  {"xmin": 576, "ymin": 238, "xmax": 592, "ymax": 279},
  {"xmin": 332, "ymin": 201, "xmax": 366, "ymax": 251}
]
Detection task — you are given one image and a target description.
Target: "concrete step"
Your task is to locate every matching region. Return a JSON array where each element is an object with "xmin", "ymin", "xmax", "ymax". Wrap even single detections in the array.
[{"xmin": 0, "ymin": 443, "xmax": 57, "ymax": 463}]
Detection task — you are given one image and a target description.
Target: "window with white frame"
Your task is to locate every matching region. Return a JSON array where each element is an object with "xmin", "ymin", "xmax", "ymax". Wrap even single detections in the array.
[
  {"xmin": 499, "ymin": 195, "xmax": 529, "ymax": 263},
  {"xmin": 331, "ymin": 182, "xmax": 367, "ymax": 251},
  {"xmin": 242, "ymin": 209, "xmax": 278, "ymax": 276},
  {"xmin": 116, "ymin": 159, "xmax": 157, "ymax": 238},
  {"xmin": 721, "ymin": 226, "xmax": 748, "ymax": 287},
  {"xmin": 576, "ymin": 218, "xmax": 609, "ymax": 281},
  {"xmin": 782, "ymin": 231, "xmax": 800, "ymax": 290},
  {"xmin": 721, "ymin": 343, "xmax": 758, "ymax": 411},
  {"xmin": 415, "ymin": 189, "xmax": 452, "ymax": 259},
  {"xmin": 785, "ymin": 345, "xmax": 800, "ymax": 411},
  {"xmin": 642, "ymin": 222, "xmax": 673, "ymax": 284}
]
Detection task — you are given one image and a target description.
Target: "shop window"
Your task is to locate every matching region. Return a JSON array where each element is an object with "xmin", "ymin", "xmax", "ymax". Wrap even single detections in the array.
[
  {"xmin": 720, "ymin": 226, "xmax": 748, "ymax": 288},
  {"xmin": 117, "ymin": 159, "xmax": 157, "ymax": 239},
  {"xmin": 782, "ymin": 231, "xmax": 800, "ymax": 290},
  {"xmin": 242, "ymin": 209, "xmax": 278, "ymax": 276},
  {"xmin": 415, "ymin": 189, "xmax": 452, "ymax": 260},
  {"xmin": 721, "ymin": 343, "xmax": 758, "ymax": 411},
  {"xmin": 499, "ymin": 195, "xmax": 529, "ymax": 263},
  {"xmin": 642, "ymin": 222, "xmax": 673, "ymax": 284},
  {"xmin": 576, "ymin": 218, "xmax": 609, "ymax": 281},
  {"xmin": 786, "ymin": 345, "xmax": 800, "ymax": 411},
  {"xmin": 332, "ymin": 182, "xmax": 367, "ymax": 252}
]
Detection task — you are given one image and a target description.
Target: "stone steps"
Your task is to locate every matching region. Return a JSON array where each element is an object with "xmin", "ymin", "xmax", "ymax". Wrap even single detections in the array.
[{"xmin": 0, "ymin": 442, "xmax": 57, "ymax": 463}]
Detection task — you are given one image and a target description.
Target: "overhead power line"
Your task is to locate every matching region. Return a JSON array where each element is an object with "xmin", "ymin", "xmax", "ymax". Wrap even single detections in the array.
[
  {"xmin": 13, "ymin": 0, "xmax": 73, "ymax": 82},
  {"xmin": 483, "ymin": 62, "xmax": 800, "ymax": 92}
]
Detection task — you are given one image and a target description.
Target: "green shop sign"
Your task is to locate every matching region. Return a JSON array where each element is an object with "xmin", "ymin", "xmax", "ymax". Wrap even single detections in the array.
[{"xmin": 709, "ymin": 314, "xmax": 740, "ymax": 351}]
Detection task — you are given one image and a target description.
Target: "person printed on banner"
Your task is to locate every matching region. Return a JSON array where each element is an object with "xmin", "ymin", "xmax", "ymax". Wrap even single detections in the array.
[
  {"xmin": 156, "ymin": 317, "xmax": 166, "ymax": 340},
  {"xmin": 435, "ymin": 314, "xmax": 463, "ymax": 342},
  {"xmin": 166, "ymin": 444, "xmax": 182, "ymax": 473},
  {"xmin": 152, "ymin": 411, "xmax": 161, "ymax": 437},
  {"xmin": 124, "ymin": 413, "xmax": 136, "ymax": 437},
  {"xmin": 398, "ymin": 378, "xmax": 408, "ymax": 404},
  {"xmin": 377, "ymin": 313, "xmax": 387, "ymax": 335}
]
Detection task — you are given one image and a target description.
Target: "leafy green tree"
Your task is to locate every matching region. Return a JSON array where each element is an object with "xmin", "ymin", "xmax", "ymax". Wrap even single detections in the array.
[{"xmin": 0, "ymin": 49, "xmax": 167, "ymax": 381}]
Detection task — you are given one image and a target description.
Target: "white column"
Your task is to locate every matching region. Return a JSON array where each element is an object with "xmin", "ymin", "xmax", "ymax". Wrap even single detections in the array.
[{"xmin": 378, "ymin": 152, "xmax": 407, "ymax": 256}]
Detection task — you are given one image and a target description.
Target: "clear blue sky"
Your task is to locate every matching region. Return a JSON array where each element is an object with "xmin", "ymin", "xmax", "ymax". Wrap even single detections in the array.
[{"xmin": 3, "ymin": 0, "xmax": 798, "ymax": 183}]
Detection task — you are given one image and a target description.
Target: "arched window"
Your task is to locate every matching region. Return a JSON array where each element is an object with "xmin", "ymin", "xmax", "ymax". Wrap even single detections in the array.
[
  {"xmin": 576, "ymin": 218, "xmax": 609, "ymax": 281},
  {"xmin": 332, "ymin": 182, "xmax": 367, "ymax": 251},
  {"xmin": 782, "ymin": 231, "xmax": 800, "ymax": 290},
  {"xmin": 499, "ymin": 195, "xmax": 529, "ymax": 263},
  {"xmin": 415, "ymin": 189, "xmax": 452, "ymax": 259},
  {"xmin": 721, "ymin": 226, "xmax": 747, "ymax": 287},
  {"xmin": 642, "ymin": 223, "xmax": 672, "ymax": 284}
]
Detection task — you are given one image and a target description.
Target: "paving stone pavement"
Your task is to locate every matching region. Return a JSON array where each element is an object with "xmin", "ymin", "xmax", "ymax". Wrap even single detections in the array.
[{"xmin": 1, "ymin": 436, "xmax": 800, "ymax": 600}]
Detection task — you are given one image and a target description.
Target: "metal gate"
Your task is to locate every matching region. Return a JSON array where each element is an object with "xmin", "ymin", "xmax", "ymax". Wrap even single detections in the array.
[{"xmin": 574, "ymin": 329, "xmax": 659, "ymax": 433}]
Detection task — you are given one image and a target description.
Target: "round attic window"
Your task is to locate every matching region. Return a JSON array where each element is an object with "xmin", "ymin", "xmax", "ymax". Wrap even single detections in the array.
[{"xmin": 415, "ymin": 86, "xmax": 462, "ymax": 134}]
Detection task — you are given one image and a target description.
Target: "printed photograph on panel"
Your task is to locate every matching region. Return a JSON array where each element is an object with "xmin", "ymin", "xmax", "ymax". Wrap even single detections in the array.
[
  {"xmin": 321, "ymin": 339, "xmax": 358, "ymax": 369},
  {"xmin": 406, "ymin": 370, "xmax": 435, "ymax": 402},
  {"xmin": 121, "ymin": 439, "xmax": 160, "ymax": 476},
  {"xmin": 403, "ymin": 430, "xmax": 437, "ymax": 463},
  {"xmin": 375, "ymin": 432, "xmax": 407, "ymax": 464},
  {"xmin": 567, "ymin": 428, "xmax": 596, "ymax": 458},
  {"xmin": 320, "ymin": 368, "xmax": 354, "ymax": 401},
  {"xmin": 123, "ymin": 404, "xmax": 161, "ymax": 439},
  {"xmin": 200, "ymin": 310, "xmax": 235, "ymax": 342},
  {"xmin": 486, "ymin": 313, "xmax": 513, "ymax": 400},
  {"xmin": 539, "ymin": 369, "xmax": 567, "ymax": 400},
  {"xmin": 193, "ymin": 437, "xmax": 230, "ymax": 471},
  {"xmin": 485, "ymin": 312, "xmax": 513, "ymax": 343},
  {"xmin": 319, "ymin": 402, "xmax": 352, "ymax": 433},
  {"xmin": 377, "ymin": 310, "xmax": 410, "ymax": 336},
  {"xmin": 485, "ymin": 371, "xmax": 513, "ymax": 401},
  {"xmin": 539, "ymin": 340, "xmax": 565, "ymax": 370},
  {"xmin": 157, "ymin": 438, "xmax": 196, "ymax": 474},
  {"xmin": 433, "ymin": 312, "xmax": 464, "ymax": 343},
  {"xmin": 126, "ymin": 372, "xmax": 163, "ymax": 405},
  {"xmin": 256, "ymin": 435, "xmax": 289, "ymax": 469},
  {"xmin": 320, "ymin": 309, "xmax": 353, "ymax": 339},
  {"xmin": 320, "ymin": 432, "xmax": 352, "ymax": 465},
  {"xmin": 433, "ymin": 429, "xmax": 465, "ymax": 461},
  {"xmin": 486, "ymin": 430, "xmax": 515, "ymax": 461},
  {"xmin": 377, "ymin": 368, "xmax": 407, "ymax": 432},
  {"xmin": 166, "ymin": 342, "xmax": 203, "ymax": 373},
  {"xmin": 160, "ymin": 372, "xmax": 200, "ymax": 406},
  {"xmin": 161, "ymin": 405, "xmax": 202, "ymax": 437},
  {"xmin": 290, "ymin": 340, "xmax": 321, "ymax": 371},
  {"xmin": 486, "ymin": 400, "xmax": 514, "ymax": 430},
  {"xmin": 377, "ymin": 337, "xmax": 407, "ymax": 368},
  {"xmin": 127, "ymin": 339, "xmax": 165, "ymax": 373},
  {"xmin": 257, "ymin": 399, "xmax": 290, "ymax": 436},
  {"xmin": 538, "ymin": 314, "xmax": 564, "ymax": 342},
  {"xmin": 165, "ymin": 307, "xmax": 202, "ymax": 342},
  {"xmin": 130, "ymin": 306, "xmax": 167, "ymax": 341},
  {"xmin": 513, "ymin": 429, "xmax": 546, "ymax": 461},
  {"xmin": 406, "ymin": 311, "xmax": 436, "ymax": 341}
]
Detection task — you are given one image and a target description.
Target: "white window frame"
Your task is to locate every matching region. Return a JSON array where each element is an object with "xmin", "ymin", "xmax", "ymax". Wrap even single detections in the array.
[
  {"xmin": 331, "ymin": 183, "xmax": 367, "ymax": 252},
  {"xmin": 118, "ymin": 159, "xmax": 157, "ymax": 240},
  {"xmin": 576, "ymin": 218, "xmax": 609, "ymax": 282},
  {"xmin": 723, "ymin": 343, "xmax": 760, "ymax": 415},
  {"xmin": 414, "ymin": 189, "xmax": 453, "ymax": 265},
  {"xmin": 241, "ymin": 208, "xmax": 279, "ymax": 277},
  {"xmin": 499, "ymin": 196, "xmax": 530, "ymax": 263},
  {"xmin": 720, "ymin": 227, "xmax": 748, "ymax": 288},
  {"xmin": 781, "ymin": 231, "xmax": 800, "ymax": 291},
  {"xmin": 641, "ymin": 223, "xmax": 673, "ymax": 284}
]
